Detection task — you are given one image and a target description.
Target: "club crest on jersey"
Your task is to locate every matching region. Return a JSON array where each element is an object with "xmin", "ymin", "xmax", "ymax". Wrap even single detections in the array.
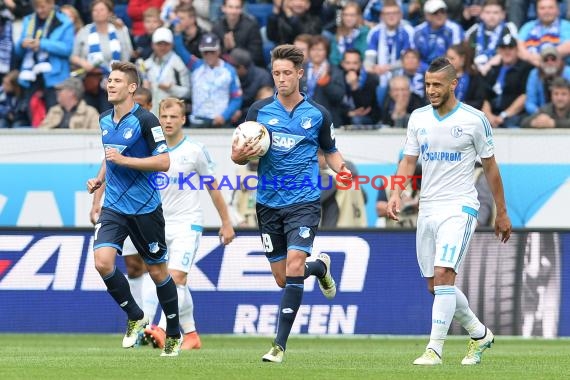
[
  {"xmin": 148, "ymin": 242, "xmax": 159, "ymax": 253},
  {"xmin": 301, "ymin": 117, "xmax": 312, "ymax": 129},
  {"xmin": 299, "ymin": 226, "xmax": 311, "ymax": 239},
  {"xmin": 123, "ymin": 128, "xmax": 133, "ymax": 139},
  {"xmin": 451, "ymin": 126, "xmax": 463, "ymax": 138}
]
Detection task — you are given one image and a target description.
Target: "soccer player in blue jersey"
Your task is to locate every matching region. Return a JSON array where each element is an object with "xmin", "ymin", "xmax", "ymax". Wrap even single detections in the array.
[
  {"xmin": 387, "ymin": 57, "xmax": 512, "ymax": 366},
  {"xmin": 231, "ymin": 44, "xmax": 352, "ymax": 363},
  {"xmin": 86, "ymin": 61, "xmax": 182, "ymax": 357}
]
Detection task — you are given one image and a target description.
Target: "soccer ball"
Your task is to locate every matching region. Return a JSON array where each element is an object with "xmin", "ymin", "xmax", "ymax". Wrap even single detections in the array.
[{"xmin": 233, "ymin": 121, "xmax": 271, "ymax": 159}]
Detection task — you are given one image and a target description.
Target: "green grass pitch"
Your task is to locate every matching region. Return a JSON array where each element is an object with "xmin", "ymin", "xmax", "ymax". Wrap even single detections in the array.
[{"xmin": 0, "ymin": 334, "xmax": 568, "ymax": 379}]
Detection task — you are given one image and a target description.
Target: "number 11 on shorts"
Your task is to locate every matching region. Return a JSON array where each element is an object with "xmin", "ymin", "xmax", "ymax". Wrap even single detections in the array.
[{"xmin": 440, "ymin": 244, "xmax": 457, "ymax": 263}]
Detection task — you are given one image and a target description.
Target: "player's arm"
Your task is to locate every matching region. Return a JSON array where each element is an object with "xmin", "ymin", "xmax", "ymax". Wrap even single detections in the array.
[
  {"xmin": 386, "ymin": 154, "xmax": 419, "ymax": 220},
  {"xmin": 206, "ymin": 182, "xmax": 236, "ymax": 246},
  {"xmin": 105, "ymin": 147, "xmax": 170, "ymax": 172},
  {"xmin": 87, "ymin": 159, "xmax": 106, "ymax": 194},
  {"xmin": 90, "ymin": 182, "xmax": 106, "ymax": 225},
  {"xmin": 481, "ymin": 156, "xmax": 512, "ymax": 242},
  {"xmin": 106, "ymin": 113, "xmax": 170, "ymax": 171}
]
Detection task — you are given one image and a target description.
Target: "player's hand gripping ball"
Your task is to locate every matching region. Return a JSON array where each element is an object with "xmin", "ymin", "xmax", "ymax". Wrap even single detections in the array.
[{"xmin": 233, "ymin": 121, "xmax": 271, "ymax": 160}]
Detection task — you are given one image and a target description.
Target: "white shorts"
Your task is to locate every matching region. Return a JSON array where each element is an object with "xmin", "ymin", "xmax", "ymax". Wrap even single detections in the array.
[
  {"xmin": 165, "ymin": 223, "xmax": 202, "ymax": 273},
  {"xmin": 416, "ymin": 206, "xmax": 478, "ymax": 277},
  {"xmin": 122, "ymin": 236, "xmax": 138, "ymax": 256}
]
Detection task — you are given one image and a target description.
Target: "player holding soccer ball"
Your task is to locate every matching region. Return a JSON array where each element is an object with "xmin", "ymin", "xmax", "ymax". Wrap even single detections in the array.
[
  {"xmin": 387, "ymin": 57, "xmax": 512, "ymax": 366},
  {"xmin": 231, "ymin": 45, "xmax": 352, "ymax": 363}
]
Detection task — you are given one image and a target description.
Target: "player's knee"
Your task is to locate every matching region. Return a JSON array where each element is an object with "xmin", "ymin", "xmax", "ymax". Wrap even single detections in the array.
[
  {"xmin": 124, "ymin": 256, "xmax": 145, "ymax": 278},
  {"xmin": 94, "ymin": 259, "xmax": 113, "ymax": 276}
]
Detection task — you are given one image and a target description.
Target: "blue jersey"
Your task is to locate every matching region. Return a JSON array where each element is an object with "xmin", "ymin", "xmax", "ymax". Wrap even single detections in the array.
[
  {"xmin": 99, "ymin": 103, "xmax": 168, "ymax": 215},
  {"xmin": 246, "ymin": 94, "xmax": 337, "ymax": 208}
]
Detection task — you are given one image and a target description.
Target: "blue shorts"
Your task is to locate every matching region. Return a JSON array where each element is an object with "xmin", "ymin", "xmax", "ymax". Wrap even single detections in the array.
[
  {"xmin": 256, "ymin": 200, "xmax": 321, "ymax": 263},
  {"xmin": 93, "ymin": 206, "xmax": 168, "ymax": 265}
]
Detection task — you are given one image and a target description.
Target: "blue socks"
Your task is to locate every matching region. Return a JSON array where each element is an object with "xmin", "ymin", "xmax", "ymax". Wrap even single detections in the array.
[
  {"xmin": 102, "ymin": 267, "xmax": 144, "ymax": 321},
  {"xmin": 304, "ymin": 260, "xmax": 326, "ymax": 279},
  {"xmin": 156, "ymin": 275, "xmax": 180, "ymax": 338},
  {"xmin": 275, "ymin": 276, "xmax": 304, "ymax": 350}
]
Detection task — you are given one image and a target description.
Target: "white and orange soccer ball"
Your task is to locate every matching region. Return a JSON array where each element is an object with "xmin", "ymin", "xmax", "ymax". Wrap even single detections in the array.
[{"xmin": 232, "ymin": 121, "xmax": 271, "ymax": 160}]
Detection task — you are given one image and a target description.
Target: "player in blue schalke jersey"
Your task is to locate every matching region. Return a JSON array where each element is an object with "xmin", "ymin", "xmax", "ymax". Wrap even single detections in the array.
[
  {"xmin": 231, "ymin": 45, "xmax": 352, "ymax": 363},
  {"xmin": 86, "ymin": 61, "xmax": 181, "ymax": 357}
]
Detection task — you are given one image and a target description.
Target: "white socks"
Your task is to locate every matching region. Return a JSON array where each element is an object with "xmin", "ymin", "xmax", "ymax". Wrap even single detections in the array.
[
  {"xmin": 158, "ymin": 284, "xmax": 196, "ymax": 333},
  {"xmin": 454, "ymin": 287, "xmax": 486, "ymax": 339},
  {"xmin": 141, "ymin": 272, "xmax": 159, "ymax": 323},
  {"xmin": 427, "ymin": 285, "xmax": 456, "ymax": 356},
  {"xmin": 127, "ymin": 275, "xmax": 143, "ymax": 309}
]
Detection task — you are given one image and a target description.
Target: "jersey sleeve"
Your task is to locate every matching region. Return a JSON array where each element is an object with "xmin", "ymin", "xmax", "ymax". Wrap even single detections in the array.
[
  {"xmin": 402, "ymin": 112, "xmax": 420, "ymax": 157},
  {"xmin": 317, "ymin": 107, "xmax": 337, "ymax": 153},
  {"xmin": 473, "ymin": 113, "xmax": 495, "ymax": 159},
  {"xmin": 195, "ymin": 144, "xmax": 216, "ymax": 176},
  {"xmin": 140, "ymin": 112, "xmax": 168, "ymax": 156}
]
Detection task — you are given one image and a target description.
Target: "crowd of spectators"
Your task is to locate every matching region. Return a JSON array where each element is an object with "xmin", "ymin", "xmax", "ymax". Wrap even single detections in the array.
[{"xmin": 0, "ymin": 0, "xmax": 569, "ymax": 129}]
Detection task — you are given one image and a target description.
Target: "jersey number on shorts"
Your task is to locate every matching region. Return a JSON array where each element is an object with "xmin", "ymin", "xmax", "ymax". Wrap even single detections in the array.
[
  {"xmin": 440, "ymin": 244, "xmax": 457, "ymax": 263},
  {"xmin": 261, "ymin": 233, "xmax": 273, "ymax": 253},
  {"xmin": 94, "ymin": 223, "xmax": 102, "ymax": 240}
]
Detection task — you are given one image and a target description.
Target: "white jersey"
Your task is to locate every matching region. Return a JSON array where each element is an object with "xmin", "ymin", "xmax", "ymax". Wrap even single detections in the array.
[
  {"xmin": 403, "ymin": 102, "xmax": 494, "ymax": 212},
  {"xmin": 160, "ymin": 136, "xmax": 215, "ymax": 225}
]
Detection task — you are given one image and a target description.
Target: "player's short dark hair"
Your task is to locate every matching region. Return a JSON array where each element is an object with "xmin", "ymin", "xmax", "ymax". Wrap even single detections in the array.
[
  {"xmin": 111, "ymin": 61, "xmax": 140, "ymax": 88},
  {"xmin": 427, "ymin": 57, "xmax": 457, "ymax": 81},
  {"xmin": 271, "ymin": 45, "xmax": 305, "ymax": 69}
]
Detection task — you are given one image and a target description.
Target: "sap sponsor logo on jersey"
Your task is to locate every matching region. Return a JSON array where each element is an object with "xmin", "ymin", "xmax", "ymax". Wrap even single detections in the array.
[
  {"xmin": 271, "ymin": 132, "xmax": 305, "ymax": 152},
  {"xmin": 420, "ymin": 143, "xmax": 461, "ymax": 162},
  {"xmin": 0, "ymin": 235, "xmax": 370, "ymax": 293},
  {"xmin": 234, "ymin": 304, "xmax": 358, "ymax": 334}
]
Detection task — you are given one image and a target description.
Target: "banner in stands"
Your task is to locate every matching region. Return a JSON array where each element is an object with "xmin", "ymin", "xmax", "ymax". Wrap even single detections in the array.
[{"xmin": 0, "ymin": 229, "xmax": 567, "ymax": 337}]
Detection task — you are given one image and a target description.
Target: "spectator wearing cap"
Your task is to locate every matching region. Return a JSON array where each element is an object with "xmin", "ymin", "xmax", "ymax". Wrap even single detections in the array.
[
  {"xmin": 228, "ymin": 48, "xmax": 273, "ymax": 125},
  {"xmin": 413, "ymin": 0, "xmax": 464, "ymax": 68},
  {"xmin": 465, "ymin": 0, "xmax": 519, "ymax": 76},
  {"xmin": 174, "ymin": 31, "xmax": 242, "ymax": 127},
  {"xmin": 482, "ymin": 32, "xmax": 533, "ymax": 127},
  {"xmin": 144, "ymin": 27, "xmax": 191, "ymax": 116},
  {"xmin": 211, "ymin": 0, "xmax": 264, "ymax": 68},
  {"xmin": 518, "ymin": 0, "xmax": 570, "ymax": 68},
  {"xmin": 525, "ymin": 45, "xmax": 570, "ymax": 114},
  {"xmin": 521, "ymin": 77, "xmax": 570, "ymax": 128},
  {"xmin": 39, "ymin": 77, "xmax": 99, "ymax": 129}
]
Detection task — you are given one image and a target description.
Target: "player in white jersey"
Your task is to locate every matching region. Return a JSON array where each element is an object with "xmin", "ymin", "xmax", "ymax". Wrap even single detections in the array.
[
  {"xmin": 144, "ymin": 97, "xmax": 235, "ymax": 350},
  {"xmin": 387, "ymin": 57, "xmax": 512, "ymax": 366}
]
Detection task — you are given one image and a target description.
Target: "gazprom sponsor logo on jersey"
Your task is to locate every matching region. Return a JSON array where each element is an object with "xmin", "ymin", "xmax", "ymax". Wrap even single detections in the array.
[
  {"xmin": 421, "ymin": 143, "xmax": 461, "ymax": 162},
  {"xmin": 271, "ymin": 132, "xmax": 305, "ymax": 152}
]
